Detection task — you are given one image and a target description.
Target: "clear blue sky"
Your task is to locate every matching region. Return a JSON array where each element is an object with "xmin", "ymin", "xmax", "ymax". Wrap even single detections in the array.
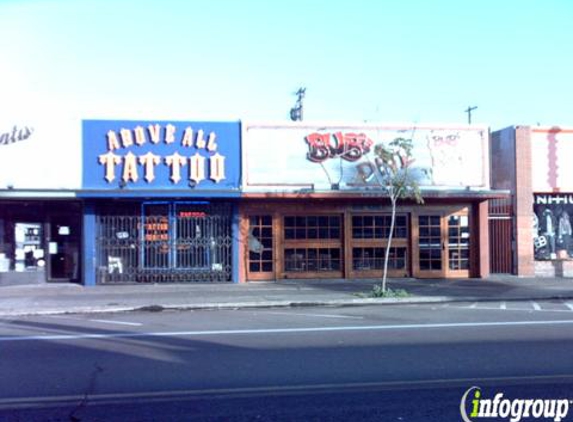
[{"xmin": 1, "ymin": 0, "xmax": 572, "ymax": 129}]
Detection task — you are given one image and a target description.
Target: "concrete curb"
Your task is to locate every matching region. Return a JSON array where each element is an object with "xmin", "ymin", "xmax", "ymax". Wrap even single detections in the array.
[
  {"xmin": 3, "ymin": 294, "xmax": 573, "ymax": 317},
  {"xmin": 0, "ymin": 297, "xmax": 450, "ymax": 317}
]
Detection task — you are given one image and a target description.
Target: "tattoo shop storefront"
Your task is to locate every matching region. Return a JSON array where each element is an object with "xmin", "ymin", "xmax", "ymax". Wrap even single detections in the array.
[
  {"xmin": 240, "ymin": 123, "xmax": 498, "ymax": 282},
  {"xmin": 81, "ymin": 120, "xmax": 241, "ymax": 285},
  {"xmin": 0, "ymin": 118, "xmax": 83, "ymax": 285}
]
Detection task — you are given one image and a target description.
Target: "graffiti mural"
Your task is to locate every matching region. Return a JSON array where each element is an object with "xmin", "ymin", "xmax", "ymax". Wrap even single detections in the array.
[
  {"xmin": 305, "ymin": 132, "xmax": 373, "ymax": 162},
  {"xmin": 426, "ymin": 130, "xmax": 466, "ymax": 186},
  {"xmin": 242, "ymin": 124, "xmax": 488, "ymax": 192},
  {"xmin": 534, "ymin": 194, "xmax": 573, "ymax": 260}
]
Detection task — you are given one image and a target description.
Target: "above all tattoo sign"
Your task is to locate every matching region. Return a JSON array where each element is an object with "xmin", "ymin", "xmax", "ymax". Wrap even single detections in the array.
[{"xmin": 97, "ymin": 123, "xmax": 226, "ymax": 186}]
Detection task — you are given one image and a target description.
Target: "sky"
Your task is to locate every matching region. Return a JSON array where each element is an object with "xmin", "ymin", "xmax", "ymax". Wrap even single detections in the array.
[{"xmin": 1, "ymin": 0, "xmax": 572, "ymax": 129}]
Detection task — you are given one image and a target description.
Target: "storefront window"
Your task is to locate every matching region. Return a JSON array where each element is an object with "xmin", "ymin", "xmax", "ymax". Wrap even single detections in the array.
[
  {"xmin": 14, "ymin": 223, "xmax": 44, "ymax": 271},
  {"xmin": 0, "ymin": 202, "xmax": 81, "ymax": 284},
  {"xmin": 534, "ymin": 194, "xmax": 573, "ymax": 260},
  {"xmin": 0, "ymin": 220, "xmax": 45, "ymax": 274},
  {"xmin": 284, "ymin": 215, "xmax": 341, "ymax": 240},
  {"xmin": 352, "ymin": 247, "xmax": 406, "ymax": 270},
  {"xmin": 284, "ymin": 248, "xmax": 341, "ymax": 272},
  {"xmin": 142, "ymin": 204, "xmax": 170, "ymax": 269},
  {"xmin": 352, "ymin": 214, "xmax": 407, "ymax": 239},
  {"xmin": 96, "ymin": 202, "xmax": 233, "ymax": 283}
]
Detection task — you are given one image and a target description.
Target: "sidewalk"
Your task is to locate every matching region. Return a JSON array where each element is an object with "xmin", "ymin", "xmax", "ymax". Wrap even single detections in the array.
[{"xmin": 2, "ymin": 276, "xmax": 573, "ymax": 317}]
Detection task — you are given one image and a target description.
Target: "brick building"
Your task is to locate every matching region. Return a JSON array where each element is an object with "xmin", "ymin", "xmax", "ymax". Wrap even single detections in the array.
[{"xmin": 491, "ymin": 126, "xmax": 573, "ymax": 277}]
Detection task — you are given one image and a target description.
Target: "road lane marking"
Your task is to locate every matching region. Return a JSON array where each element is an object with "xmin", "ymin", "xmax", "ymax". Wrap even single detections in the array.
[
  {"xmin": 1, "ymin": 374, "xmax": 573, "ymax": 410},
  {"xmin": 500, "ymin": 302, "xmax": 507, "ymax": 310},
  {"xmin": 265, "ymin": 311, "xmax": 363, "ymax": 320},
  {"xmin": 2, "ymin": 319, "xmax": 573, "ymax": 342},
  {"xmin": 89, "ymin": 319, "xmax": 142, "ymax": 327},
  {"xmin": 469, "ymin": 302, "xmax": 478, "ymax": 309},
  {"xmin": 44, "ymin": 315, "xmax": 143, "ymax": 326},
  {"xmin": 532, "ymin": 302, "xmax": 542, "ymax": 311},
  {"xmin": 566, "ymin": 303, "xmax": 573, "ymax": 311},
  {"xmin": 449, "ymin": 304, "xmax": 573, "ymax": 314}
]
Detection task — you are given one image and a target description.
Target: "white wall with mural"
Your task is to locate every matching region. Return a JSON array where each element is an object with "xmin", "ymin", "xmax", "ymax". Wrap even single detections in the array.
[
  {"xmin": 0, "ymin": 116, "xmax": 81, "ymax": 190},
  {"xmin": 242, "ymin": 123, "xmax": 489, "ymax": 192},
  {"xmin": 531, "ymin": 127, "xmax": 573, "ymax": 192}
]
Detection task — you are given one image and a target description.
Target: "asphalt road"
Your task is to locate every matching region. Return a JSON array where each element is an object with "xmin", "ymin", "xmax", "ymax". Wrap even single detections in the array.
[{"xmin": 1, "ymin": 300, "xmax": 573, "ymax": 422}]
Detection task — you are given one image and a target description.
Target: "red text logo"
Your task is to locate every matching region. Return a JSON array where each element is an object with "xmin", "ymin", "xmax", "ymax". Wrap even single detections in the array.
[{"xmin": 305, "ymin": 132, "xmax": 373, "ymax": 163}]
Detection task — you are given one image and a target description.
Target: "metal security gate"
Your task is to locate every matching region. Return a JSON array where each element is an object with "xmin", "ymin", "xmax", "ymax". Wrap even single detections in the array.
[
  {"xmin": 96, "ymin": 202, "xmax": 233, "ymax": 283},
  {"xmin": 489, "ymin": 198, "xmax": 513, "ymax": 274}
]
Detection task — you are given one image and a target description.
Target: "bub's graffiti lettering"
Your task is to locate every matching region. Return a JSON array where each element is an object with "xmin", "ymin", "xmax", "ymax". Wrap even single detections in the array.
[{"xmin": 305, "ymin": 132, "xmax": 373, "ymax": 163}]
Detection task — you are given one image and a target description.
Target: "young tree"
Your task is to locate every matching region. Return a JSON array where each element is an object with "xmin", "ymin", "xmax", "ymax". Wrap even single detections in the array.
[{"xmin": 374, "ymin": 137, "xmax": 424, "ymax": 293}]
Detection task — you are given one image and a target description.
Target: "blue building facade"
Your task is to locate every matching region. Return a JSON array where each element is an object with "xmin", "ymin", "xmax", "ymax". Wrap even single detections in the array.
[{"xmin": 81, "ymin": 119, "xmax": 242, "ymax": 285}]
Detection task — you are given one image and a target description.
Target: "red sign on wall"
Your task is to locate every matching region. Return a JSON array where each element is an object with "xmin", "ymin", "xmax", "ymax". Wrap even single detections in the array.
[{"xmin": 305, "ymin": 132, "xmax": 373, "ymax": 163}]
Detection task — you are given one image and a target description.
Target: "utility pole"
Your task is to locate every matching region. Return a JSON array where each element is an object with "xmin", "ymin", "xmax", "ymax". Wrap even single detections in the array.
[
  {"xmin": 465, "ymin": 105, "xmax": 477, "ymax": 124},
  {"xmin": 290, "ymin": 87, "xmax": 306, "ymax": 121}
]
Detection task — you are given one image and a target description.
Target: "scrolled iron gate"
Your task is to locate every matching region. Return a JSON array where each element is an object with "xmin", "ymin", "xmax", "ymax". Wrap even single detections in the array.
[{"xmin": 96, "ymin": 202, "xmax": 233, "ymax": 283}]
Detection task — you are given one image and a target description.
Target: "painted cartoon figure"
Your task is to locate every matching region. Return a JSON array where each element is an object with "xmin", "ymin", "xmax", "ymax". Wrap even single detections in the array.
[
  {"xmin": 539, "ymin": 207, "xmax": 557, "ymax": 259},
  {"xmin": 558, "ymin": 209, "xmax": 572, "ymax": 257},
  {"xmin": 426, "ymin": 130, "xmax": 465, "ymax": 186}
]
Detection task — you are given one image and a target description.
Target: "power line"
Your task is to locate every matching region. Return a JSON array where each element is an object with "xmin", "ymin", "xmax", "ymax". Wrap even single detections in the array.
[{"xmin": 465, "ymin": 105, "xmax": 478, "ymax": 124}]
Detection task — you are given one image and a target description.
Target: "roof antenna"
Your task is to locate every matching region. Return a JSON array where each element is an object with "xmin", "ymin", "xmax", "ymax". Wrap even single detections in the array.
[{"xmin": 290, "ymin": 87, "xmax": 306, "ymax": 121}]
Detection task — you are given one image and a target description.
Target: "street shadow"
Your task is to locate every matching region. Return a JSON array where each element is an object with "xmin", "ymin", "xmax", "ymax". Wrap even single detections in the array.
[{"xmin": 2, "ymin": 315, "xmax": 573, "ymax": 421}]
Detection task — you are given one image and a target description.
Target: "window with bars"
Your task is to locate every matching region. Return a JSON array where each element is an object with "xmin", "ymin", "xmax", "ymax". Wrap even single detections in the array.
[
  {"xmin": 284, "ymin": 215, "xmax": 341, "ymax": 240},
  {"xmin": 284, "ymin": 248, "xmax": 341, "ymax": 272},
  {"xmin": 352, "ymin": 215, "xmax": 408, "ymax": 239},
  {"xmin": 248, "ymin": 215, "xmax": 274, "ymax": 273},
  {"xmin": 352, "ymin": 247, "xmax": 407, "ymax": 270},
  {"xmin": 95, "ymin": 202, "xmax": 233, "ymax": 283}
]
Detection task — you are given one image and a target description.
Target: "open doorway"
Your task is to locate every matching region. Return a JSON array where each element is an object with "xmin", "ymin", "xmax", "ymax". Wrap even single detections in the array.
[{"xmin": 47, "ymin": 217, "xmax": 80, "ymax": 282}]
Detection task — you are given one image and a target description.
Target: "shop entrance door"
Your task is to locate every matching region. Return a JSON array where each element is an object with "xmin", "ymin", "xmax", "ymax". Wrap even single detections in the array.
[
  {"xmin": 413, "ymin": 208, "xmax": 470, "ymax": 278},
  {"xmin": 134, "ymin": 201, "xmax": 233, "ymax": 282},
  {"xmin": 47, "ymin": 216, "xmax": 81, "ymax": 282}
]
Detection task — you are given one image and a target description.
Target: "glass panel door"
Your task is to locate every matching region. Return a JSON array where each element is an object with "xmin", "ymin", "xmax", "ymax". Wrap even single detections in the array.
[
  {"xmin": 447, "ymin": 212, "xmax": 470, "ymax": 276},
  {"xmin": 248, "ymin": 215, "xmax": 274, "ymax": 279},
  {"xmin": 415, "ymin": 208, "xmax": 471, "ymax": 278},
  {"xmin": 416, "ymin": 215, "xmax": 445, "ymax": 277}
]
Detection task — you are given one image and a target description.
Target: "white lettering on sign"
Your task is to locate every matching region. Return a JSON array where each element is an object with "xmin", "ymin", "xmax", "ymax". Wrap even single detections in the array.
[
  {"xmin": 535, "ymin": 194, "xmax": 573, "ymax": 205},
  {"xmin": 98, "ymin": 124, "xmax": 227, "ymax": 186}
]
